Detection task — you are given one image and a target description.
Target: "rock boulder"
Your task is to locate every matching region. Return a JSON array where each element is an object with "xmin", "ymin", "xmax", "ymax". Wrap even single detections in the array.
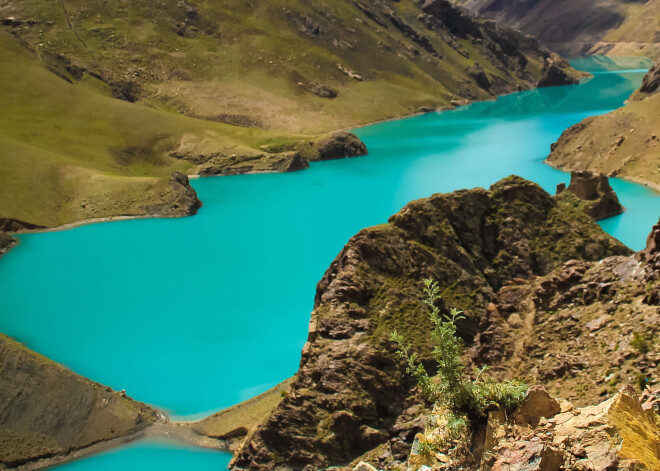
[{"xmin": 307, "ymin": 132, "xmax": 368, "ymax": 162}]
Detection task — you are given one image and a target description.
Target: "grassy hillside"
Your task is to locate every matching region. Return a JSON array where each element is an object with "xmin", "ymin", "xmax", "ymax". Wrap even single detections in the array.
[
  {"xmin": 547, "ymin": 62, "xmax": 660, "ymax": 190},
  {"xmin": 455, "ymin": 0, "xmax": 660, "ymax": 59},
  {"xmin": 0, "ymin": 0, "xmax": 576, "ymax": 227},
  {"xmin": 1, "ymin": 0, "xmax": 574, "ymax": 132},
  {"xmin": 0, "ymin": 29, "xmax": 300, "ymax": 227}
]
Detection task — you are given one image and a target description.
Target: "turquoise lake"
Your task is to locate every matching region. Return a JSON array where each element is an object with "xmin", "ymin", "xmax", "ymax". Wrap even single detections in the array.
[
  {"xmin": 50, "ymin": 440, "xmax": 231, "ymax": 470},
  {"xmin": 0, "ymin": 56, "xmax": 658, "ymax": 469}
]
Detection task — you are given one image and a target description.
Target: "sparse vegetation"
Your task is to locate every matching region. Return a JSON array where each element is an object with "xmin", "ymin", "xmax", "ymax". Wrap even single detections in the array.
[
  {"xmin": 391, "ymin": 279, "xmax": 528, "ymax": 420},
  {"xmin": 391, "ymin": 280, "xmax": 528, "ymax": 463}
]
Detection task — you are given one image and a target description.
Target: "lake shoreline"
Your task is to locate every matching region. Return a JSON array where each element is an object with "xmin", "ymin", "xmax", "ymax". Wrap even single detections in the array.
[{"xmin": 15, "ymin": 378, "xmax": 294, "ymax": 471}]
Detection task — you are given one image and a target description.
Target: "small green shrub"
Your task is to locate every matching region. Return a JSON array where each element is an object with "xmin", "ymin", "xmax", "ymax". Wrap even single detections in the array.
[
  {"xmin": 391, "ymin": 279, "xmax": 527, "ymax": 419},
  {"xmin": 631, "ymin": 332, "xmax": 649, "ymax": 354}
]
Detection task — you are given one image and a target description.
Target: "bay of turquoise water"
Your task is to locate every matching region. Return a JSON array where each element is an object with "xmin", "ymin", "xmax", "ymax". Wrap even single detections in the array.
[{"xmin": 0, "ymin": 56, "xmax": 658, "ymax": 469}]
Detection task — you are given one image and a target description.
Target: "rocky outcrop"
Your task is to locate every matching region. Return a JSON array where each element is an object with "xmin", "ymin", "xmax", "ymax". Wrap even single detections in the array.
[
  {"xmin": 538, "ymin": 62, "xmax": 579, "ymax": 88},
  {"xmin": 403, "ymin": 386, "xmax": 660, "ymax": 470},
  {"xmin": 0, "ymin": 231, "xmax": 16, "ymax": 257},
  {"xmin": 636, "ymin": 217, "xmax": 660, "ymax": 264},
  {"xmin": 186, "ymin": 132, "xmax": 367, "ymax": 175},
  {"xmin": 556, "ymin": 171, "xmax": 624, "ymax": 220},
  {"xmin": 303, "ymin": 132, "xmax": 368, "ymax": 162},
  {"xmin": 0, "ymin": 219, "xmax": 45, "ymax": 258},
  {"xmin": 470, "ymin": 220, "xmax": 660, "ymax": 408},
  {"xmin": 195, "ymin": 152, "xmax": 307, "ymax": 176},
  {"xmin": 0, "ymin": 218, "xmax": 44, "ymax": 233},
  {"xmin": 166, "ymin": 171, "xmax": 202, "ymax": 215},
  {"xmin": 231, "ymin": 176, "xmax": 629, "ymax": 470},
  {"xmin": 0, "ymin": 334, "xmax": 159, "ymax": 469}
]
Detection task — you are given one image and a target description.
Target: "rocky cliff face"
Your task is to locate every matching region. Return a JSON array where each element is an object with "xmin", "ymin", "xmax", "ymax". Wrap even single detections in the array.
[
  {"xmin": 0, "ymin": 232, "xmax": 16, "ymax": 258},
  {"xmin": 180, "ymin": 132, "xmax": 368, "ymax": 176},
  {"xmin": 637, "ymin": 61, "xmax": 660, "ymax": 97},
  {"xmin": 546, "ymin": 62, "xmax": 660, "ymax": 190},
  {"xmin": 358, "ymin": 221, "xmax": 660, "ymax": 471},
  {"xmin": 0, "ymin": 334, "xmax": 158, "ymax": 469},
  {"xmin": 230, "ymin": 176, "xmax": 629, "ymax": 470}
]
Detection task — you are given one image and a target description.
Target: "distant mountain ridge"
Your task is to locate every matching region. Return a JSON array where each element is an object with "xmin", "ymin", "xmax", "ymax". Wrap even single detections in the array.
[{"xmin": 454, "ymin": 0, "xmax": 660, "ymax": 58}]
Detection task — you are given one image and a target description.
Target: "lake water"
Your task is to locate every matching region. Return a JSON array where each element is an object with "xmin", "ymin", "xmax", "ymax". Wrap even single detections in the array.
[
  {"xmin": 51, "ymin": 439, "xmax": 231, "ymax": 471},
  {"xmin": 0, "ymin": 56, "xmax": 658, "ymax": 469}
]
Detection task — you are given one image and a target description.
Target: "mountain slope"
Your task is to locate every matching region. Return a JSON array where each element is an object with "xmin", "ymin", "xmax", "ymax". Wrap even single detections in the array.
[
  {"xmin": 2, "ymin": 0, "xmax": 578, "ymax": 133},
  {"xmin": 454, "ymin": 0, "xmax": 660, "ymax": 58},
  {"xmin": 546, "ymin": 62, "xmax": 660, "ymax": 191},
  {"xmin": 0, "ymin": 0, "xmax": 579, "ymax": 229},
  {"xmin": 0, "ymin": 29, "xmax": 306, "ymax": 228}
]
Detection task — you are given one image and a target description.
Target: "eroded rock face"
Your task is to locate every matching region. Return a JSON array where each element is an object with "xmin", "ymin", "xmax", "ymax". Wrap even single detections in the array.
[
  {"xmin": 636, "ymin": 217, "xmax": 660, "ymax": 264},
  {"xmin": 0, "ymin": 231, "xmax": 16, "ymax": 257},
  {"xmin": 0, "ymin": 334, "xmax": 158, "ymax": 468},
  {"xmin": 231, "ymin": 176, "xmax": 628, "ymax": 470},
  {"xmin": 0, "ymin": 219, "xmax": 44, "ymax": 258},
  {"xmin": 399, "ymin": 386, "xmax": 659, "ymax": 471},
  {"xmin": 639, "ymin": 61, "xmax": 660, "ymax": 96},
  {"xmin": 167, "ymin": 171, "xmax": 203, "ymax": 215},
  {"xmin": 558, "ymin": 170, "xmax": 624, "ymax": 220},
  {"xmin": 538, "ymin": 62, "xmax": 579, "ymax": 88},
  {"xmin": 471, "ymin": 222, "xmax": 659, "ymax": 408}
]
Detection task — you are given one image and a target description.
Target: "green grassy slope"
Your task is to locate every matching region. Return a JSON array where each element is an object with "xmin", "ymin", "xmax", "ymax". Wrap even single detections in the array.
[
  {"xmin": 0, "ymin": 30, "xmax": 300, "ymax": 226},
  {"xmin": 2, "ymin": 0, "xmax": 573, "ymax": 132},
  {"xmin": 0, "ymin": 0, "xmax": 576, "ymax": 227}
]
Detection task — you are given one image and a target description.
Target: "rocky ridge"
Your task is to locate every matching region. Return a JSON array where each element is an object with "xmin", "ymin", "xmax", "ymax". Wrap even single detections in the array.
[
  {"xmin": 230, "ymin": 176, "xmax": 629, "ymax": 470},
  {"xmin": 353, "ymin": 219, "xmax": 660, "ymax": 471},
  {"xmin": 178, "ymin": 132, "xmax": 368, "ymax": 177},
  {"xmin": 547, "ymin": 61, "xmax": 660, "ymax": 190},
  {"xmin": 0, "ymin": 334, "xmax": 159, "ymax": 469}
]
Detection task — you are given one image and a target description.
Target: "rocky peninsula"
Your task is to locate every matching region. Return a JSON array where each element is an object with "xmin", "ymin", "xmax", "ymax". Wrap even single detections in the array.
[{"xmin": 230, "ymin": 176, "xmax": 631, "ymax": 469}]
